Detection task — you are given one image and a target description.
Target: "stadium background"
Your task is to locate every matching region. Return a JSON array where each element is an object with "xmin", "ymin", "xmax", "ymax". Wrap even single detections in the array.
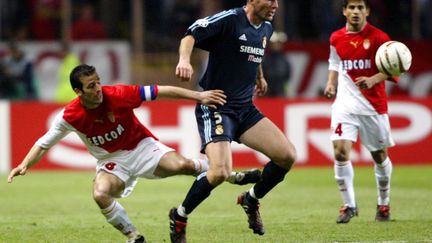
[{"xmin": 0, "ymin": 0, "xmax": 432, "ymax": 174}]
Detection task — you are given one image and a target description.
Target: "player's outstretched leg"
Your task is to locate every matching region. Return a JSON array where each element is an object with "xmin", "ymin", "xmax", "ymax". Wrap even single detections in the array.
[
  {"xmin": 192, "ymin": 159, "xmax": 261, "ymax": 185},
  {"xmin": 169, "ymin": 207, "xmax": 187, "ymax": 243},
  {"xmin": 375, "ymin": 205, "xmax": 390, "ymax": 222},
  {"xmin": 336, "ymin": 205, "xmax": 358, "ymax": 224},
  {"xmin": 237, "ymin": 191, "xmax": 265, "ymax": 235},
  {"xmin": 228, "ymin": 168, "xmax": 262, "ymax": 185},
  {"xmin": 126, "ymin": 235, "xmax": 146, "ymax": 243}
]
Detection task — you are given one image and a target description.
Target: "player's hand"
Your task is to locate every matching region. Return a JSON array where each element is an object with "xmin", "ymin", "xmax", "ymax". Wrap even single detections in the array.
[
  {"xmin": 254, "ymin": 77, "xmax": 268, "ymax": 96},
  {"xmin": 7, "ymin": 164, "xmax": 28, "ymax": 183},
  {"xmin": 324, "ymin": 84, "xmax": 336, "ymax": 99},
  {"xmin": 199, "ymin": 90, "xmax": 226, "ymax": 109},
  {"xmin": 355, "ymin": 76, "xmax": 377, "ymax": 90},
  {"xmin": 175, "ymin": 61, "xmax": 194, "ymax": 82}
]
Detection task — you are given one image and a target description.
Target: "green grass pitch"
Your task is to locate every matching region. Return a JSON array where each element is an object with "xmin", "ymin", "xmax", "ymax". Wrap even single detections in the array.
[{"xmin": 1, "ymin": 165, "xmax": 431, "ymax": 242}]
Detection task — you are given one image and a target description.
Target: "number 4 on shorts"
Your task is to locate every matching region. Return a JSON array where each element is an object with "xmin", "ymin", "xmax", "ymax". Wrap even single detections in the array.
[{"xmin": 335, "ymin": 123, "xmax": 343, "ymax": 136}]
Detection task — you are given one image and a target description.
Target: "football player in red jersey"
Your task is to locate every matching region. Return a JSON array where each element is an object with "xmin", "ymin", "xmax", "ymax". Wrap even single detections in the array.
[
  {"xmin": 7, "ymin": 64, "xmax": 261, "ymax": 243},
  {"xmin": 324, "ymin": 0, "xmax": 396, "ymax": 224}
]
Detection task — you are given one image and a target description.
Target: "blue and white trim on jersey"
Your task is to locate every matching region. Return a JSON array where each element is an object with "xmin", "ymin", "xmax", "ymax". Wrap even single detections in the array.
[
  {"xmin": 140, "ymin": 85, "xmax": 158, "ymax": 101},
  {"xmin": 200, "ymin": 104, "xmax": 213, "ymax": 144},
  {"xmin": 189, "ymin": 9, "xmax": 236, "ymax": 32}
]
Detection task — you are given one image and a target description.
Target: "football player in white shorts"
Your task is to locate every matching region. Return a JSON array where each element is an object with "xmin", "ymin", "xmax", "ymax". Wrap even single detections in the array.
[
  {"xmin": 8, "ymin": 64, "xmax": 262, "ymax": 243},
  {"xmin": 324, "ymin": 0, "xmax": 397, "ymax": 224}
]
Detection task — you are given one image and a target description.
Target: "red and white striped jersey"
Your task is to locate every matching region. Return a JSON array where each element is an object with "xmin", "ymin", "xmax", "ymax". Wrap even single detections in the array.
[
  {"xmin": 329, "ymin": 23, "xmax": 397, "ymax": 115},
  {"xmin": 36, "ymin": 85, "xmax": 158, "ymax": 160}
]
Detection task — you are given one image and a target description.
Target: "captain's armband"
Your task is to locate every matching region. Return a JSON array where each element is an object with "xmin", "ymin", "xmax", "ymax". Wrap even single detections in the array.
[{"xmin": 140, "ymin": 85, "xmax": 159, "ymax": 101}]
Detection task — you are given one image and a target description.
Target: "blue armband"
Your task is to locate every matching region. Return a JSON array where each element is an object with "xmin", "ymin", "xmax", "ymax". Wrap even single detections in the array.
[{"xmin": 140, "ymin": 85, "xmax": 158, "ymax": 101}]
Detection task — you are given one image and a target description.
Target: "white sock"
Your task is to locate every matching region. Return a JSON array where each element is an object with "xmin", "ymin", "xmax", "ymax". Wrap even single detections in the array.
[
  {"xmin": 334, "ymin": 160, "xmax": 356, "ymax": 208},
  {"xmin": 248, "ymin": 187, "xmax": 258, "ymax": 199},
  {"xmin": 375, "ymin": 157, "xmax": 392, "ymax": 205},
  {"xmin": 192, "ymin": 158, "xmax": 209, "ymax": 174},
  {"xmin": 177, "ymin": 205, "xmax": 188, "ymax": 218},
  {"xmin": 101, "ymin": 201, "xmax": 137, "ymax": 236},
  {"xmin": 225, "ymin": 171, "xmax": 242, "ymax": 184}
]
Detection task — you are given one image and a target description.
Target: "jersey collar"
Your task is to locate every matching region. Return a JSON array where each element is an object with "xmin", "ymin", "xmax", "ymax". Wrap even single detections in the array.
[{"xmin": 345, "ymin": 22, "xmax": 368, "ymax": 34}]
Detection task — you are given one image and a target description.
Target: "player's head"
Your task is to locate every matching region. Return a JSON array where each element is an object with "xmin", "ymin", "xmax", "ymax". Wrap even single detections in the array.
[
  {"xmin": 342, "ymin": 0, "xmax": 370, "ymax": 31},
  {"xmin": 246, "ymin": 0, "xmax": 278, "ymax": 23},
  {"xmin": 70, "ymin": 64, "xmax": 103, "ymax": 108}
]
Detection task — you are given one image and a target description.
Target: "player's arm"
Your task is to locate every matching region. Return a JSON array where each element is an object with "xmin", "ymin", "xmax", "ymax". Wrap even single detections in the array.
[
  {"xmin": 7, "ymin": 110, "xmax": 71, "ymax": 183},
  {"xmin": 325, "ymin": 44, "xmax": 340, "ymax": 99},
  {"xmin": 156, "ymin": 85, "xmax": 226, "ymax": 109},
  {"xmin": 176, "ymin": 35, "xmax": 196, "ymax": 82},
  {"xmin": 255, "ymin": 64, "xmax": 268, "ymax": 96},
  {"xmin": 354, "ymin": 72, "xmax": 391, "ymax": 89},
  {"xmin": 7, "ymin": 144, "xmax": 48, "ymax": 183},
  {"xmin": 324, "ymin": 70, "xmax": 338, "ymax": 98}
]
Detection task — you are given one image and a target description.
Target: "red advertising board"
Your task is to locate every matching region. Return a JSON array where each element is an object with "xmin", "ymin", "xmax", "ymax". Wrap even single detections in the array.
[{"xmin": 9, "ymin": 98, "xmax": 432, "ymax": 170}]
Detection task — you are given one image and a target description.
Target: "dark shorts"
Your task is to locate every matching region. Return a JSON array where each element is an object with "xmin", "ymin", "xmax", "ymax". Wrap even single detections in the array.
[{"xmin": 195, "ymin": 103, "xmax": 265, "ymax": 153}]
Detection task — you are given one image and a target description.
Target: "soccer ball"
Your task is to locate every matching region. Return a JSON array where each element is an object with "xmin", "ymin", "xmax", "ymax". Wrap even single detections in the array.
[{"xmin": 375, "ymin": 41, "xmax": 412, "ymax": 76}]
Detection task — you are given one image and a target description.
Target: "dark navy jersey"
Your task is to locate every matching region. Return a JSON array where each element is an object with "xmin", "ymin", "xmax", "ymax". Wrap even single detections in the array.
[{"xmin": 186, "ymin": 7, "xmax": 273, "ymax": 107}]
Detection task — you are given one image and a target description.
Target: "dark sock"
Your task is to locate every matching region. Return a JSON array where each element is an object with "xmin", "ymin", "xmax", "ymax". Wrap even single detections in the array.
[
  {"xmin": 253, "ymin": 161, "xmax": 289, "ymax": 199},
  {"xmin": 181, "ymin": 175, "xmax": 214, "ymax": 214},
  {"xmin": 245, "ymin": 192, "xmax": 258, "ymax": 205},
  {"xmin": 173, "ymin": 210, "xmax": 188, "ymax": 222}
]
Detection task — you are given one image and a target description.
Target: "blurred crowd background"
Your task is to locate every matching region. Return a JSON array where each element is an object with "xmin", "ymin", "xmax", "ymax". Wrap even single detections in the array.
[{"xmin": 0, "ymin": 0, "xmax": 431, "ymax": 102}]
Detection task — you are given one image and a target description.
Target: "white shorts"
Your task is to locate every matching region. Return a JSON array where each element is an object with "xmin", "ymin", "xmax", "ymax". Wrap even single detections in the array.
[
  {"xmin": 95, "ymin": 137, "xmax": 174, "ymax": 197},
  {"xmin": 330, "ymin": 112, "xmax": 395, "ymax": 151}
]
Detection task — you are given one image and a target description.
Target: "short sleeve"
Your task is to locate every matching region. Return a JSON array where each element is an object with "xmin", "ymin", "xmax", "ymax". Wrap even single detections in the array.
[
  {"xmin": 186, "ymin": 10, "xmax": 236, "ymax": 50},
  {"xmin": 328, "ymin": 45, "xmax": 340, "ymax": 71}
]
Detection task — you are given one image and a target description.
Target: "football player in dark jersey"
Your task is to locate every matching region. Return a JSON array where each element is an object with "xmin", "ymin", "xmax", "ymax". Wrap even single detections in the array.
[{"xmin": 170, "ymin": 1, "xmax": 296, "ymax": 242}]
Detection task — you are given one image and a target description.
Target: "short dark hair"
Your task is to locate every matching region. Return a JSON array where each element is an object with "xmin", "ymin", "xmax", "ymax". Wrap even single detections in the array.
[
  {"xmin": 342, "ymin": 0, "xmax": 369, "ymax": 8},
  {"xmin": 70, "ymin": 64, "xmax": 96, "ymax": 90}
]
